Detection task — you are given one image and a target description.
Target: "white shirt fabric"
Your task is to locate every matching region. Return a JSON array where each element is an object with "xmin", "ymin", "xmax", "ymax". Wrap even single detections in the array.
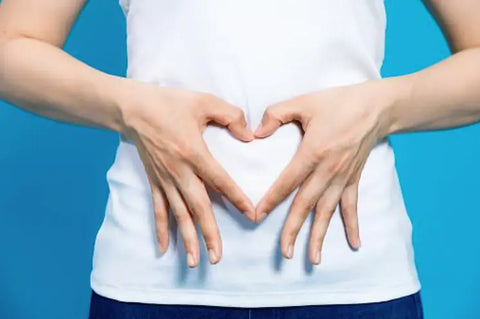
[{"xmin": 90, "ymin": 0, "xmax": 421, "ymax": 307}]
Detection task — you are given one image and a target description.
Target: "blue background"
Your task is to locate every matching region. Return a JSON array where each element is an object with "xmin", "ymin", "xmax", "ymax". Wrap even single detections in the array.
[{"xmin": 1, "ymin": 1, "xmax": 479, "ymax": 318}]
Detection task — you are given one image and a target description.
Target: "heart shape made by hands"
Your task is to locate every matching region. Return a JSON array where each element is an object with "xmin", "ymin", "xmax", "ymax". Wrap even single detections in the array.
[{"xmin": 202, "ymin": 120, "xmax": 304, "ymax": 218}]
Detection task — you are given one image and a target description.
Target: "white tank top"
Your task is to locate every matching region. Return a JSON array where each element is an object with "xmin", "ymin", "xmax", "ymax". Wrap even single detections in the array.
[{"xmin": 91, "ymin": 0, "xmax": 421, "ymax": 307}]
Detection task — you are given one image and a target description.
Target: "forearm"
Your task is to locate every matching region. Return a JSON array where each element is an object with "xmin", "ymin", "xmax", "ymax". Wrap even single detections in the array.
[
  {"xmin": 382, "ymin": 47, "xmax": 480, "ymax": 135},
  {"xmin": 0, "ymin": 36, "xmax": 129, "ymax": 133}
]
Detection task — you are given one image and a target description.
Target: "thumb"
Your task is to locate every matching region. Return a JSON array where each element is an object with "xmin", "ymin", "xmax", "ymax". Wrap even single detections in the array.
[
  {"xmin": 254, "ymin": 100, "xmax": 303, "ymax": 138},
  {"xmin": 202, "ymin": 95, "xmax": 254, "ymax": 142}
]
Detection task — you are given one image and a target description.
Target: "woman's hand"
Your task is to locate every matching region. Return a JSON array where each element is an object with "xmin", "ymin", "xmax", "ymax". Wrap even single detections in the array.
[
  {"xmin": 254, "ymin": 80, "xmax": 395, "ymax": 265},
  {"xmin": 120, "ymin": 80, "xmax": 256, "ymax": 268}
]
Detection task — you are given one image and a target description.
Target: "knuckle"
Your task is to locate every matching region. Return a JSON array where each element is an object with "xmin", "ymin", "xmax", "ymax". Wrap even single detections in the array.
[
  {"xmin": 294, "ymin": 195, "xmax": 315, "ymax": 213},
  {"xmin": 203, "ymin": 235, "xmax": 215, "ymax": 247},
  {"xmin": 311, "ymin": 147, "xmax": 327, "ymax": 162},
  {"xmin": 208, "ymin": 180, "xmax": 222, "ymax": 193},
  {"xmin": 347, "ymin": 178, "xmax": 360, "ymax": 189},
  {"xmin": 160, "ymin": 156, "xmax": 182, "ymax": 178},
  {"xmin": 174, "ymin": 211, "xmax": 191, "ymax": 223},
  {"xmin": 264, "ymin": 106, "xmax": 278, "ymax": 120},
  {"xmin": 310, "ymin": 231, "xmax": 323, "ymax": 244},
  {"xmin": 327, "ymin": 161, "xmax": 343, "ymax": 175},
  {"xmin": 195, "ymin": 92, "xmax": 215, "ymax": 107},
  {"xmin": 185, "ymin": 149, "xmax": 203, "ymax": 164},
  {"xmin": 261, "ymin": 197, "xmax": 276, "ymax": 212},
  {"xmin": 341, "ymin": 203, "xmax": 353, "ymax": 217},
  {"xmin": 171, "ymin": 140, "xmax": 201, "ymax": 163},
  {"xmin": 284, "ymin": 224, "xmax": 301, "ymax": 240},
  {"xmin": 327, "ymin": 155, "xmax": 350, "ymax": 175},
  {"xmin": 164, "ymin": 139, "xmax": 186, "ymax": 158},
  {"xmin": 315, "ymin": 205, "xmax": 333, "ymax": 221},
  {"xmin": 202, "ymin": 224, "xmax": 218, "ymax": 240},
  {"xmin": 309, "ymin": 233, "xmax": 323, "ymax": 247},
  {"xmin": 156, "ymin": 224, "xmax": 168, "ymax": 238},
  {"xmin": 191, "ymin": 201, "xmax": 211, "ymax": 219},
  {"xmin": 306, "ymin": 197, "xmax": 318, "ymax": 211},
  {"xmin": 177, "ymin": 143, "xmax": 195, "ymax": 160},
  {"xmin": 154, "ymin": 206, "xmax": 167, "ymax": 219},
  {"xmin": 232, "ymin": 108, "xmax": 245, "ymax": 122},
  {"xmin": 152, "ymin": 198, "xmax": 167, "ymax": 215},
  {"xmin": 209, "ymin": 174, "xmax": 226, "ymax": 192},
  {"xmin": 342, "ymin": 195, "xmax": 356, "ymax": 212},
  {"xmin": 295, "ymin": 189, "xmax": 317, "ymax": 208},
  {"xmin": 272, "ymin": 186, "xmax": 289, "ymax": 201}
]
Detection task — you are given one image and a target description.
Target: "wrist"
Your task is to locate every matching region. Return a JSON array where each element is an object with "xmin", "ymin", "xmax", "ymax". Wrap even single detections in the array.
[
  {"xmin": 108, "ymin": 75, "xmax": 139, "ymax": 135},
  {"xmin": 373, "ymin": 74, "xmax": 416, "ymax": 137}
]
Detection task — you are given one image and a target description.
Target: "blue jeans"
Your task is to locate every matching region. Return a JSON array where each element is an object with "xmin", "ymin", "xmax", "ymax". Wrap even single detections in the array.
[{"xmin": 89, "ymin": 290, "xmax": 424, "ymax": 319}]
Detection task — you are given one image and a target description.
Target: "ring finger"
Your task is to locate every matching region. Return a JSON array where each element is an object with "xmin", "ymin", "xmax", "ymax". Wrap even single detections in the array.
[{"xmin": 160, "ymin": 176, "xmax": 201, "ymax": 268}]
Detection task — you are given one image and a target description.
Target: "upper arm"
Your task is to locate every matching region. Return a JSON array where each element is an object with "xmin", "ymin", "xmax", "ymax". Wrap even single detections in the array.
[
  {"xmin": 0, "ymin": 0, "xmax": 87, "ymax": 47},
  {"xmin": 424, "ymin": 0, "xmax": 480, "ymax": 53}
]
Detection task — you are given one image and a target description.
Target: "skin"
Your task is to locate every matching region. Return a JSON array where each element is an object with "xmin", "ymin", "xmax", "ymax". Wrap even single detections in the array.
[
  {"xmin": 254, "ymin": 0, "xmax": 480, "ymax": 264},
  {"xmin": 0, "ymin": 0, "xmax": 257, "ymax": 268},
  {"xmin": 0, "ymin": 0, "xmax": 479, "ymax": 268}
]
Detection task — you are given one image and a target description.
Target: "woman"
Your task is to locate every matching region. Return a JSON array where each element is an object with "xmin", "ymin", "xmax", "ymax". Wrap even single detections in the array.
[{"xmin": 0, "ymin": 0, "xmax": 479, "ymax": 318}]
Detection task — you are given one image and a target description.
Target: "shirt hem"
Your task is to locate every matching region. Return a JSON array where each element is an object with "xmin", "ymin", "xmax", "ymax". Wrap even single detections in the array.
[{"xmin": 90, "ymin": 277, "xmax": 422, "ymax": 308}]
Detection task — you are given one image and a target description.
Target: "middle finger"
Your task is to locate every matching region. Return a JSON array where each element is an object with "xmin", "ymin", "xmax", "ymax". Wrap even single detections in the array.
[
  {"xmin": 280, "ymin": 168, "xmax": 333, "ymax": 259},
  {"xmin": 309, "ymin": 180, "xmax": 348, "ymax": 265},
  {"xmin": 174, "ymin": 167, "xmax": 223, "ymax": 265}
]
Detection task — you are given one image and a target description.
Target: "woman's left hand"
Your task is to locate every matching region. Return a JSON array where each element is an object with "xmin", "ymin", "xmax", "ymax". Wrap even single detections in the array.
[{"xmin": 254, "ymin": 79, "xmax": 395, "ymax": 265}]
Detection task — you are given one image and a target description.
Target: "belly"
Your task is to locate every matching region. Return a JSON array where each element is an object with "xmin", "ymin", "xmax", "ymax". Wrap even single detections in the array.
[
  {"xmin": 91, "ymin": 0, "xmax": 420, "ymax": 305},
  {"xmin": 95, "ymin": 134, "xmax": 416, "ymax": 293}
]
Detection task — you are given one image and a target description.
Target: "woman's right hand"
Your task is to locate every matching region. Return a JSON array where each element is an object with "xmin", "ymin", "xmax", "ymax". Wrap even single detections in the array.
[
  {"xmin": 0, "ymin": 0, "xmax": 255, "ymax": 269},
  {"xmin": 120, "ymin": 80, "xmax": 255, "ymax": 268}
]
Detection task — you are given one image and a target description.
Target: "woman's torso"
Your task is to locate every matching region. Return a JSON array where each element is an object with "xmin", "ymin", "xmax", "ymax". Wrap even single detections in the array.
[{"xmin": 90, "ymin": 0, "xmax": 421, "ymax": 307}]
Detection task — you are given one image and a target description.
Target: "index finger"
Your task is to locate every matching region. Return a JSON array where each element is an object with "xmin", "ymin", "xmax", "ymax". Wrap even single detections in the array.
[
  {"xmin": 255, "ymin": 139, "xmax": 317, "ymax": 221},
  {"xmin": 191, "ymin": 141, "xmax": 256, "ymax": 221}
]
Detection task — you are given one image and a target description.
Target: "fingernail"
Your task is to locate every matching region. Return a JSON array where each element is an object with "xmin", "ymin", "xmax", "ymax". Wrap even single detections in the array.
[
  {"xmin": 248, "ymin": 204, "xmax": 256, "ymax": 215},
  {"xmin": 313, "ymin": 251, "xmax": 321, "ymax": 265},
  {"xmin": 286, "ymin": 244, "xmax": 293, "ymax": 259},
  {"xmin": 254, "ymin": 125, "xmax": 264, "ymax": 137},
  {"xmin": 256, "ymin": 212, "xmax": 267, "ymax": 223},
  {"xmin": 349, "ymin": 236, "xmax": 361, "ymax": 250},
  {"xmin": 158, "ymin": 243, "xmax": 166, "ymax": 254},
  {"xmin": 208, "ymin": 249, "xmax": 218, "ymax": 264},
  {"xmin": 242, "ymin": 205, "xmax": 255, "ymax": 221},
  {"xmin": 245, "ymin": 212, "xmax": 256, "ymax": 222},
  {"xmin": 187, "ymin": 253, "xmax": 196, "ymax": 268},
  {"xmin": 239, "ymin": 130, "xmax": 254, "ymax": 142},
  {"xmin": 354, "ymin": 239, "xmax": 361, "ymax": 250}
]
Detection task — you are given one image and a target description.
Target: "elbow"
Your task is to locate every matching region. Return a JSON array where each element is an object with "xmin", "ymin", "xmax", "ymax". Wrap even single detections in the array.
[
  {"xmin": 0, "ymin": 33, "xmax": 19, "ymax": 70},
  {"xmin": 0, "ymin": 31, "xmax": 10, "ymax": 50},
  {"xmin": 450, "ymin": 44, "xmax": 480, "ymax": 55},
  {"xmin": 0, "ymin": 31, "xmax": 24, "ymax": 52},
  {"xmin": 0, "ymin": 32, "xmax": 32, "ymax": 80},
  {"xmin": 0, "ymin": 33, "xmax": 11, "ymax": 67},
  {"xmin": 448, "ymin": 36, "xmax": 480, "ymax": 54},
  {"xmin": 0, "ymin": 29, "xmax": 66, "ymax": 52}
]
